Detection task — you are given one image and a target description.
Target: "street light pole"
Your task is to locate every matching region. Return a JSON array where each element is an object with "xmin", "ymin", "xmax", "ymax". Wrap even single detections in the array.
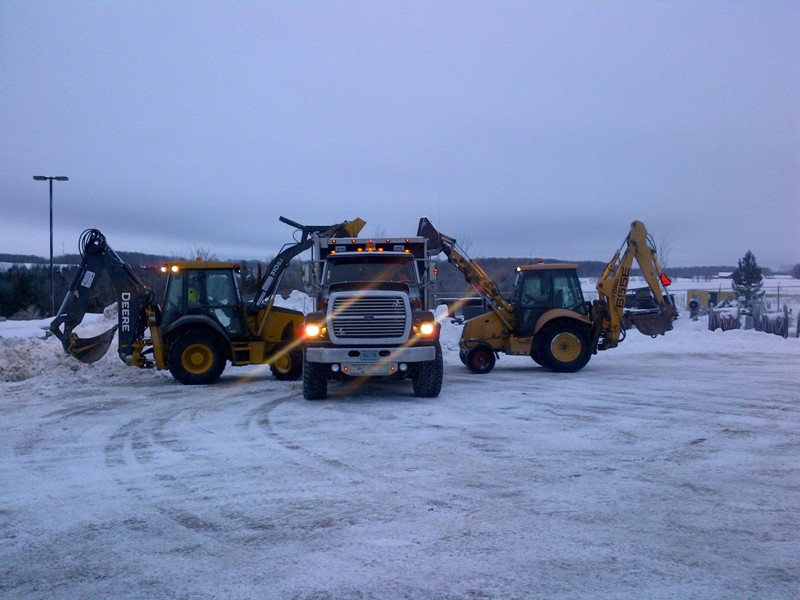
[{"xmin": 33, "ymin": 175, "xmax": 69, "ymax": 317}]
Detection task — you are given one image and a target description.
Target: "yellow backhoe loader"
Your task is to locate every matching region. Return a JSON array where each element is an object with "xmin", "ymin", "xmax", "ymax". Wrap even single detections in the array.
[
  {"xmin": 418, "ymin": 218, "xmax": 678, "ymax": 374},
  {"xmin": 50, "ymin": 216, "xmax": 364, "ymax": 384}
]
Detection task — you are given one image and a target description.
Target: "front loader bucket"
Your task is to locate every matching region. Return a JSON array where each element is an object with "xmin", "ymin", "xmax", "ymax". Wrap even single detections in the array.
[
  {"xmin": 66, "ymin": 325, "xmax": 118, "ymax": 364},
  {"xmin": 628, "ymin": 313, "xmax": 674, "ymax": 337}
]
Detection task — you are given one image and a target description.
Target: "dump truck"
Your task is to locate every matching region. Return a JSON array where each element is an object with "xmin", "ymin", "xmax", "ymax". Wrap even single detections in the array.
[{"xmin": 300, "ymin": 230, "xmax": 442, "ymax": 399}]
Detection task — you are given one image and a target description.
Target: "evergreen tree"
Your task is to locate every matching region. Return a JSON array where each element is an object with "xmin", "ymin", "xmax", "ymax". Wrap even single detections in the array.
[{"xmin": 731, "ymin": 250, "xmax": 764, "ymax": 304}]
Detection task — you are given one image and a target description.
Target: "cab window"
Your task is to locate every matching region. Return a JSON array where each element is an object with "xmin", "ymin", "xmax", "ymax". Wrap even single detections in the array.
[
  {"xmin": 325, "ymin": 257, "xmax": 416, "ymax": 285},
  {"xmin": 205, "ymin": 271, "xmax": 244, "ymax": 335},
  {"xmin": 552, "ymin": 271, "xmax": 586, "ymax": 314},
  {"xmin": 162, "ymin": 271, "xmax": 183, "ymax": 327}
]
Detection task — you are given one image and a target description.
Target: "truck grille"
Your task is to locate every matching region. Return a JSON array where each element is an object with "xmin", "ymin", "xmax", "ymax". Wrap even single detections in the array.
[{"xmin": 329, "ymin": 292, "xmax": 410, "ymax": 342}]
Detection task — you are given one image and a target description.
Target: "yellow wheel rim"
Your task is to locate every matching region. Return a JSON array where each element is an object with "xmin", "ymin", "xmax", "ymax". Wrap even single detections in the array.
[
  {"xmin": 182, "ymin": 343, "xmax": 213, "ymax": 375},
  {"xmin": 273, "ymin": 353, "xmax": 292, "ymax": 373},
  {"xmin": 550, "ymin": 332, "xmax": 582, "ymax": 363}
]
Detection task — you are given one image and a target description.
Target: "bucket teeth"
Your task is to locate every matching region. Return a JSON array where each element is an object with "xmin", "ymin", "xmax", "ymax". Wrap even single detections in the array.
[{"xmin": 66, "ymin": 326, "xmax": 118, "ymax": 364}]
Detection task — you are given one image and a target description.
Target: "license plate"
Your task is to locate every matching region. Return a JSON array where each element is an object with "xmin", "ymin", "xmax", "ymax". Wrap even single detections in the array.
[
  {"xmin": 359, "ymin": 350, "xmax": 380, "ymax": 361},
  {"xmin": 344, "ymin": 363, "xmax": 396, "ymax": 376}
]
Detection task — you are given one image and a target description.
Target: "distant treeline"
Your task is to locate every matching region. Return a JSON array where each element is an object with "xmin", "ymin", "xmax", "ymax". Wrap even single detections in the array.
[{"xmin": 0, "ymin": 251, "xmax": 179, "ymax": 267}]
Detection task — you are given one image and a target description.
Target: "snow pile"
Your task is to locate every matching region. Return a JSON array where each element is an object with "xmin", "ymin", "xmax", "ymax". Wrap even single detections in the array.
[
  {"xmin": 0, "ymin": 336, "xmax": 80, "ymax": 382},
  {"xmin": 274, "ymin": 288, "xmax": 313, "ymax": 312},
  {"xmin": 0, "ymin": 310, "xmax": 166, "ymax": 384}
]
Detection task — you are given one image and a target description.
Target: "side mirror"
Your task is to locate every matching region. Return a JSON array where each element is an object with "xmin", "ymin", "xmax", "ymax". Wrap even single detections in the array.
[{"xmin": 302, "ymin": 261, "xmax": 319, "ymax": 294}]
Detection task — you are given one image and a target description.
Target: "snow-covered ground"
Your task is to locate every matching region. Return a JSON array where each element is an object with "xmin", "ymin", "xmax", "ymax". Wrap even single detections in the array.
[{"xmin": 1, "ymin": 288, "xmax": 798, "ymax": 599}]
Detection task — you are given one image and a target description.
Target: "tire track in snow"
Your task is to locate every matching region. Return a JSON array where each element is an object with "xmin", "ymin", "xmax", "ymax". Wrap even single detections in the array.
[
  {"xmin": 238, "ymin": 390, "xmax": 367, "ymax": 479},
  {"xmin": 101, "ymin": 383, "xmax": 281, "ymax": 535}
]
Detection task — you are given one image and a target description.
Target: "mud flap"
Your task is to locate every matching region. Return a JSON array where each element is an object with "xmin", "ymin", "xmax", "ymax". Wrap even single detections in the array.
[
  {"xmin": 66, "ymin": 325, "xmax": 118, "ymax": 364},
  {"xmin": 628, "ymin": 313, "xmax": 674, "ymax": 337}
]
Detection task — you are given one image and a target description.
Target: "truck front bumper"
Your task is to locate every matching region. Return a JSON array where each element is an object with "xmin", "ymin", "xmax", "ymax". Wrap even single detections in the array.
[
  {"xmin": 305, "ymin": 345, "xmax": 436, "ymax": 377},
  {"xmin": 305, "ymin": 345, "xmax": 436, "ymax": 365}
]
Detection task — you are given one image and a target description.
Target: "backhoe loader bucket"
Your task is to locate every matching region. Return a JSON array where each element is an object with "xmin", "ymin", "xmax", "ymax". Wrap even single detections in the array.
[
  {"xmin": 65, "ymin": 325, "xmax": 118, "ymax": 364},
  {"xmin": 628, "ymin": 312, "xmax": 674, "ymax": 337},
  {"xmin": 417, "ymin": 217, "xmax": 442, "ymax": 254}
]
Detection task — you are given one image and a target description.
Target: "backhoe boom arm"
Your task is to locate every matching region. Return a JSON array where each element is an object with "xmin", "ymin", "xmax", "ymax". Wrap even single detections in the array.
[
  {"xmin": 252, "ymin": 217, "xmax": 365, "ymax": 308},
  {"xmin": 594, "ymin": 220, "xmax": 677, "ymax": 349},
  {"xmin": 49, "ymin": 229, "xmax": 157, "ymax": 364},
  {"xmin": 418, "ymin": 217, "xmax": 516, "ymax": 330}
]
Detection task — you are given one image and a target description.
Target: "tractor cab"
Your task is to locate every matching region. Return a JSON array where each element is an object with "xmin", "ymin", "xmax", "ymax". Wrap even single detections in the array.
[
  {"xmin": 512, "ymin": 263, "xmax": 587, "ymax": 336},
  {"xmin": 161, "ymin": 262, "xmax": 246, "ymax": 337}
]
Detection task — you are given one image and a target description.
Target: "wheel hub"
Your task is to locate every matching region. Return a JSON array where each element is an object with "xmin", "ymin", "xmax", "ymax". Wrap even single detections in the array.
[{"xmin": 183, "ymin": 344, "xmax": 212, "ymax": 374}]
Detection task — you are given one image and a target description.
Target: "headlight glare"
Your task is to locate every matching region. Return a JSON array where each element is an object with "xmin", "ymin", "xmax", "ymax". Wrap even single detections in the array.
[{"xmin": 419, "ymin": 321, "xmax": 435, "ymax": 336}]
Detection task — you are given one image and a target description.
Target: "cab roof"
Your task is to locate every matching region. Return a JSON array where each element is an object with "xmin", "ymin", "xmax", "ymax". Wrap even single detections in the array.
[
  {"xmin": 328, "ymin": 251, "xmax": 414, "ymax": 258},
  {"xmin": 516, "ymin": 262, "xmax": 579, "ymax": 271},
  {"xmin": 162, "ymin": 261, "xmax": 241, "ymax": 271}
]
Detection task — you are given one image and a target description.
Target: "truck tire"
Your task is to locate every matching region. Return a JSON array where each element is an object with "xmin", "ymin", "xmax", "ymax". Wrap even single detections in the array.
[
  {"xmin": 412, "ymin": 343, "xmax": 443, "ymax": 398},
  {"xmin": 537, "ymin": 321, "xmax": 591, "ymax": 373},
  {"xmin": 167, "ymin": 329, "xmax": 227, "ymax": 385},
  {"xmin": 269, "ymin": 343, "xmax": 303, "ymax": 381},
  {"xmin": 465, "ymin": 344, "xmax": 495, "ymax": 374},
  {"xmin": 303, "ymin": 352, "xmax": 328, "ymax": 400}
]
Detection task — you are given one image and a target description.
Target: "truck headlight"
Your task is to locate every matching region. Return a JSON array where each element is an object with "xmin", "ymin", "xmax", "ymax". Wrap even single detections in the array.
[
  {"xmin": 305, "ymin": 323, "xmax": 322, "ymax": 338},
  {"xmin": 419, "ymin": 321, "xmax": 436, "ymax": 336}
]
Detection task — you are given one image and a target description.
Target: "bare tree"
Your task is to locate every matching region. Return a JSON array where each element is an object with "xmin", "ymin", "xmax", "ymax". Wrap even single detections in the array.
[
  {"xmin": 190, "ymin": 246, "xmax": 218, "ymax": 261},
  {"xmin": 655, "ymin": 236, "xmax": 671, "ymax": 269},
  {"xmin": 455, "ymin": 232, "xmax": 475, "ymax": 257}
]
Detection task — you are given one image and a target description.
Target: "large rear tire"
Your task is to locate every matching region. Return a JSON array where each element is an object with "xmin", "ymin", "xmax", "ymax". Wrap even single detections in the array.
[
  {"xmin": 412, "ymin": 343, "xmax": 443, "ymax": 398},
  {"xmin": 465, "ymin": 345, "xmax": 496, "ymax": 374},
  {"xmin": 531, "ymin": 347, "xmax": 544, "ymax": 367},
  {"xmin": 303, "ymin": 352, "xmax": 328, "ymax": 400},
  {"xmin": 537, "ymin": 321, "xmax": 592, "ymax": 373},
  {"xmin": 269, "ymin": 343, "xmax": 303, "ymax": 381},
  {"xmin": 167, "ymin": 330, "xmax": 227, "ymax": 385}
]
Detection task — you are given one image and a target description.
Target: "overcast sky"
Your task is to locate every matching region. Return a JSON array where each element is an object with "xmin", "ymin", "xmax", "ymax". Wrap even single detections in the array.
[{"xmin": 1, "ymin": 1, "xmax": 798, "ymax": 269}]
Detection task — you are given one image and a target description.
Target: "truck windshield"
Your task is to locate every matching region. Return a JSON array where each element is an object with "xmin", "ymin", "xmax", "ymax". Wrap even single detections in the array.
[{"xmin": 325, "ymin": 255, "xmax": 417, "ymax": 285}]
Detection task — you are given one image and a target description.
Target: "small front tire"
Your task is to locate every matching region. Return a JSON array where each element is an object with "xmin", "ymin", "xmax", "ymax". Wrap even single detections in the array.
[{"xmin": 465, "ymin": 345, "xmax": 496, "ymax": 374}]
